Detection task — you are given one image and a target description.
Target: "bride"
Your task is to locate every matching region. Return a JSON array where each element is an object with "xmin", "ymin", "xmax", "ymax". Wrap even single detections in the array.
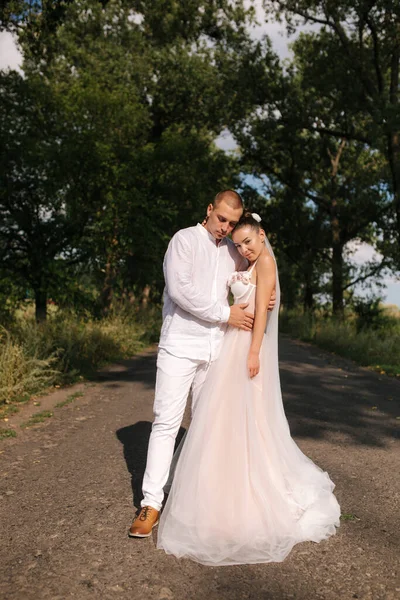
[{"xmin": 157, "ymin": 211, "xmax": 340, "ymax": 566}]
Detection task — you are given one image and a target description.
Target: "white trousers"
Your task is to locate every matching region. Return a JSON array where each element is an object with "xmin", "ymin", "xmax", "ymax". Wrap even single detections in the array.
[{"xmin": 141, "ymin": 348, "xmax": 212, "ymax": 511}]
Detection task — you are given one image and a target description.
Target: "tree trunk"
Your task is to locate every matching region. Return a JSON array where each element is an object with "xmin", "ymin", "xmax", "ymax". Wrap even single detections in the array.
[
  {"xmin": 388, "ymin": 22, "xmax": 400, "ymax": 247},
  {"xmin": 141, "ymin": 284, "xmax": 151, "ymax": 308},
  {"xmin": 328, "ymin": 139, "xmax": 346, "ymax": 318},
  {"xmin": 100, "ymin": 209, "xmax": 120, "ymax": 315},
  {"xmin": 100, "ymin": 258, "xmax": 115, "ymax": 315},
  {"xmin": 332, "ymin": 239, "xmax": 344, "ymax": 317},
  {"xmin": 331, "ymin": 195, "xmax": 344, "ymax": 317},
  {"xmin": 303, "ymin": 259, "xmax": 314, "ymax": 311},
  {"xmin": 388, "ymin": 129, "xmax": 400, "ymax": 249},
  {"xmin": 34, "ymin": 287, "xmax": 47, "ymax": 323},
  {"xmin": 303, "ymin": 278, "xmax": 314, "ymax": 312}
]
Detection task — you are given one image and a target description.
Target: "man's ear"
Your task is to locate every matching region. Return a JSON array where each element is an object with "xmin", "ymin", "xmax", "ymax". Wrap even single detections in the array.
[{"xmin": 206, "ymin": 203, "xmax": 213, "ymax": 217}]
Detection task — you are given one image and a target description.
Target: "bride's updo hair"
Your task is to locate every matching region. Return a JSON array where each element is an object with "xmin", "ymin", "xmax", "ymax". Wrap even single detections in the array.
[{"xmin": 233, "ymin": 211, "xmax": 261, "ymax": 233}]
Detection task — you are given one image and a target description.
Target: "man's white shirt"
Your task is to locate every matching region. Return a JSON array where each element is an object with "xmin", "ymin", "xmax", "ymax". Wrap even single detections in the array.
[{"xmin": 158, "ymin": 223, "xmax": 246, "ymax": 362}]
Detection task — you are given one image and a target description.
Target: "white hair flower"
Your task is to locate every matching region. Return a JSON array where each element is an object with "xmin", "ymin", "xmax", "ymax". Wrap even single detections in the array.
[{"xmin": 251, "ymin": 213, "xmax": 262, "ymax": 222}]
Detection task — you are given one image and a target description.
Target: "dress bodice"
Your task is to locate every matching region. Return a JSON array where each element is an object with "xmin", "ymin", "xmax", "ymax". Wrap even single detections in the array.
[{"xmin": 228, "ymin": 261, "xmax": 257, "ymax": 308}]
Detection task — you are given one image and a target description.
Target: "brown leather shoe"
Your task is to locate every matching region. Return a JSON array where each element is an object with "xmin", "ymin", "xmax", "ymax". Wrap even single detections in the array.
[{"xmin": 128, "ymin": 506, "xmax": 160, "ymax": 538}]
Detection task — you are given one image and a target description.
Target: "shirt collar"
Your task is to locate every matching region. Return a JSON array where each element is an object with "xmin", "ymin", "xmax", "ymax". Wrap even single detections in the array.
[{"xmin": 196, "ymin": 223, "xmax": 227, "ymax": 246}]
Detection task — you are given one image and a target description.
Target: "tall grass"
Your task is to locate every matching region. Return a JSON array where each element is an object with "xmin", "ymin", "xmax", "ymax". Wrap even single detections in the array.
[
  {"xmin": 0, "ymin": 327, "xmax": 58, "ymax": 405},
  {"xmin": 279, "ymin": 308, "xmax": 400, "ymax": 376},
  {"xmin": 0, "ymin": 306, "xmax": 162, "ymax": 405}
]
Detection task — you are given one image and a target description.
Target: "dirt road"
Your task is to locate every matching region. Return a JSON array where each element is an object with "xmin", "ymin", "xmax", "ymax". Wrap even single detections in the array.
[{"xmin": 0, "ymin": 337, "xmax": 398, "ymax": 600}]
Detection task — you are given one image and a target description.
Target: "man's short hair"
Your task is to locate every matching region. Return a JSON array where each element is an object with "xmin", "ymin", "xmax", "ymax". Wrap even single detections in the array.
[{"xmin": 213, "ymin": 189, "xmax": 243, "ymax": 209}]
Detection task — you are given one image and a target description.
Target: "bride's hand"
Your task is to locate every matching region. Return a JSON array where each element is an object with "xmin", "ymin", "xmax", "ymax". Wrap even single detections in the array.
[{"xmin": 247, "ymin": 351, "xmax": 260, "ymax": 378}]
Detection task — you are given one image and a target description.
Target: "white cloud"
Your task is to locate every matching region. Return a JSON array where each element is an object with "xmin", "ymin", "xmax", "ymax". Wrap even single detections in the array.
[
  {"xmin": 346, "ymin": 240, "xmax": 400, "ymax": 306},
  {"xmin": 246, "ymin": 0, "xmax": 321, "ymax": 59},
  {"xmin": 346, "ymin": 240, "xmax": 382, "ymax": 265},
  {"xmin": 215, "ymin": 129, "xmax": 237, "ymax": 152},
  {"xmin": 0, "ymin": 31, "xmax": 23, "ymax": 72},
  {"xmin": 250, "ymin": 19, "xmax": 292, "ymax": 59}
]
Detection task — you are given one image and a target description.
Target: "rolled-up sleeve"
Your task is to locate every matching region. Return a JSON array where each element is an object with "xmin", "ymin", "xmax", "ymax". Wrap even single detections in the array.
[{"xmin": 164, "ymin": 232, "xmax": 230, "ymax": 323}]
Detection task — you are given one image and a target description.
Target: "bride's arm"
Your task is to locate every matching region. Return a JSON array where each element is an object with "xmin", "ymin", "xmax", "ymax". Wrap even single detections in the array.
[{"xmin": 248, "ymin": 253, "xmax": 276, "ymax": 378}]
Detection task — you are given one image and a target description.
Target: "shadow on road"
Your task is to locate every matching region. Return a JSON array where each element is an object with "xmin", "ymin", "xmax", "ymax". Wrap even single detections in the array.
[
  {"xmin": 116, "ymin": 421, "xmax": 186, "ymax": 508},
  {"xmin": 280, "ymin": 342, "xmax": 400, "ymax": 448},
  {"xmin": 107, "ymin": 339, "xmax": 399, "ymax": 449},
  {"xmin": 95, "ymin": 352, "xmax": 157, "ymax": 390}
]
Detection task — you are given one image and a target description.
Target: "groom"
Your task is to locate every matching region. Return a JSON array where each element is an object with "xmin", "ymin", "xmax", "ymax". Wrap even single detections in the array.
[{"xmin": 129, "ymin": 189, "xmax": 275, "ymax": 537}]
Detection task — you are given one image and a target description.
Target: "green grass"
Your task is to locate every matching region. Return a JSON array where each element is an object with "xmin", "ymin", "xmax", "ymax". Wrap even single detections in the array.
[
  {"xmin": 0, "ymin": 326, "xmax": 58, "ymax": 406},
  {"xmin": 55, "ymin": 391, "xmax": 84, "ymax": 408},
  {"xmin": 371, "ymin": 364, "xmax": 400, "ymax": 377},
  {"xmin": 0, "ymin": 404, "xmax": 19, "ymax": 420},
  {"xmin": 0, "ymin": 305, "xmax": 162, "ymax": 406},
  {"xmin": 21, "ymin": 410, "xmax": 53, "ymax": 428},
  {"xmin": 279, "ymin": 308, "xmax": 400, "ymax": 375},
  {"xmin": 340, "ymin": 513, "xmax": 360, "ymax": 521},
  {"xmin": 0, "ymin": 428, "xmax": 17, "ymax": 440},
  {"xmin": 8, "ymin": 393, "xmax": 32, "ymax": 404}
]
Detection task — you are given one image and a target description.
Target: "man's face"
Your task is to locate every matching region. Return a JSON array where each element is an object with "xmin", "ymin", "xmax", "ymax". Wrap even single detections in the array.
[{"xmin": 205, "ymin": 201, "xmax": 243, "ymax": 241}]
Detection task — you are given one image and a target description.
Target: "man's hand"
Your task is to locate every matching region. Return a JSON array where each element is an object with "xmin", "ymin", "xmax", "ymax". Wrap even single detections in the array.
[
  {"xmin": 228, "ymin": 303, "xmax": 254, "ymax": 331},
  {"xmin": 268, "ymin": 288, "xmax": 277, "ymax": 312}
]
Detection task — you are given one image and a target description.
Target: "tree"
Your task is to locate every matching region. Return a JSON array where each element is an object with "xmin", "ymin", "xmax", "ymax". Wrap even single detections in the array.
[
  {"xmin": 264, "ymin": 0, "xmax": 400, "ymax": 259},
  {"xmin": 0, "ymin": 72, "xmax": 95, "ymax": 321},
  {"xmin": 1, "ymin": 0, "xmax": 269, "ymax": 317},
  {"xmin": 235, "ymin": 37, "xmax": 390, "ymax": 315}
]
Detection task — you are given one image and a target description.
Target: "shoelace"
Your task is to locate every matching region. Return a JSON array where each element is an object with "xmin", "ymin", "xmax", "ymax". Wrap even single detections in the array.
[{"xmin": 139, "ymin": 507, "xmax": 153, "ymax": 522}]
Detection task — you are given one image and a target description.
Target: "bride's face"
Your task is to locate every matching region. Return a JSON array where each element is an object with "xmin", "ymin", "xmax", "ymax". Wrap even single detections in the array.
[{"xmin": 232, "ymin": 225, "xmax": 265, "ymax": 262}]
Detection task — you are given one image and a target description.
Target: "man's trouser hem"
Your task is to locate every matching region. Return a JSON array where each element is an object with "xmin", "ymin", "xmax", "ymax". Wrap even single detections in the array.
[{"xmin": 140, "ymin": 499, "xmax": 162, "ymax": 511}]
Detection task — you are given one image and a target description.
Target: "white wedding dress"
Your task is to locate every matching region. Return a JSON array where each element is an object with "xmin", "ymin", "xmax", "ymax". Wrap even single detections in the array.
[{"xmin": 157, "ymin": 243, "xmax": 340, "ymax": 566}]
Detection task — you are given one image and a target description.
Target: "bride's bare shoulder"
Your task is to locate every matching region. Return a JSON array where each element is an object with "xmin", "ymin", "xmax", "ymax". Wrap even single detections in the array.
[
  {"xmin": 255, "ymin": 252, "xmax": 276, "ymax": 290},
  {"xmin": 256, "ymin": 251, "xmax": 274, "ymax": 272}
]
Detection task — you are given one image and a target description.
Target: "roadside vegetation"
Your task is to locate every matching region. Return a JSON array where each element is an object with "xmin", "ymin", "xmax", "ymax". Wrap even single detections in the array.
[
  {"xmin": 55, "ymin": 391, "xmax": 85, "ymax": 409},
  {"xmin": 0, "ymin": 304, "xmax": 162, "ymax": 408},
  {"xmin": 2, "ymin": 294, "xmax": 399, "ymax": 421},
  {"xmin": 21, "ymin": 410, "xmax": 54, "ymax": 429},
  {"xmin": 280, "ymin": 301, "xmax": 400, "ymax": 377}
]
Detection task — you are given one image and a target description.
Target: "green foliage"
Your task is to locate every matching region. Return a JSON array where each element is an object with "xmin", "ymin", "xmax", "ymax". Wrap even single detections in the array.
[
  {"xmin": 55, "ymin": 391, "xmax": 84, "ymax": 408},
  {"xmin": 340, "ymin": 513, "xmax": 360, "ymax": 522},
  {"xmin": 21, "ymin": 410, "xmax": 53, "ymax": 428},
  {"xmin": 0, "ymin": 327, "xmax": 58, "ymax": 405},
  {"xmin": 1, "ymin": 0, "xmax": 264, "ymax": 319},
  {"xmin": 0, "ymin": 428, "xmax": 17, "ymax": 440},
  {"xmin": 14, "ymin": 310, "xmax": 159, "ymax": 378},
  {"xmin": 264, "ymin": 0, "xmax": 400, "ymax": 262},
  {"xmin": 0, "ymin": 70, "xmax": 93, "ymax": 321},
  {"xmin": 352, "ymin": 297, "xmax": 394, "ymax": 332},
  {"xmin": 0, "ymin": 305, "xmax": 162, "ymax": 405},
  {"xmin": 237, "ymin": 27, "xmax": 391, "ymax": 315},
  {"xmin": 1, "ymin": 0, "xmax": 399, "ymax": 325},
  {"xmin": 280, "ymin": 307, "xmax": 400, "ymax": 375}
]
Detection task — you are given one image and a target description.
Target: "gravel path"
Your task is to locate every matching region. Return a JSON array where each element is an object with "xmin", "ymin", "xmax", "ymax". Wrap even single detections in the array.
[{"xmin": 0, "ymin": 336, "xmax": 399, "ymax": 600}]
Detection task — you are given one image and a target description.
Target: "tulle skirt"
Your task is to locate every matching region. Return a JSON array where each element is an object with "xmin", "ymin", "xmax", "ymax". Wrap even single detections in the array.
[{"xmin": 157, "ymin": 325, "xmax": 340, "ymax": 566}]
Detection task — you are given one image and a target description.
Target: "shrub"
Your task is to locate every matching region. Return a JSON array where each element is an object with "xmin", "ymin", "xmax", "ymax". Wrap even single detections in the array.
[
  {"xmin": 280, "ymin": 308, "xmax": 400, "ymax": 376},
  {"xmin": 351, "ymin": 296, "xmax": 399, "ymax": 332},
  {"xmin": 0, "ymin": 327, "xmax": 58, "ymax": 404},
  {"xmin": 0, "ymin": 305, "xmax": 162, "ymax": 405}
]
